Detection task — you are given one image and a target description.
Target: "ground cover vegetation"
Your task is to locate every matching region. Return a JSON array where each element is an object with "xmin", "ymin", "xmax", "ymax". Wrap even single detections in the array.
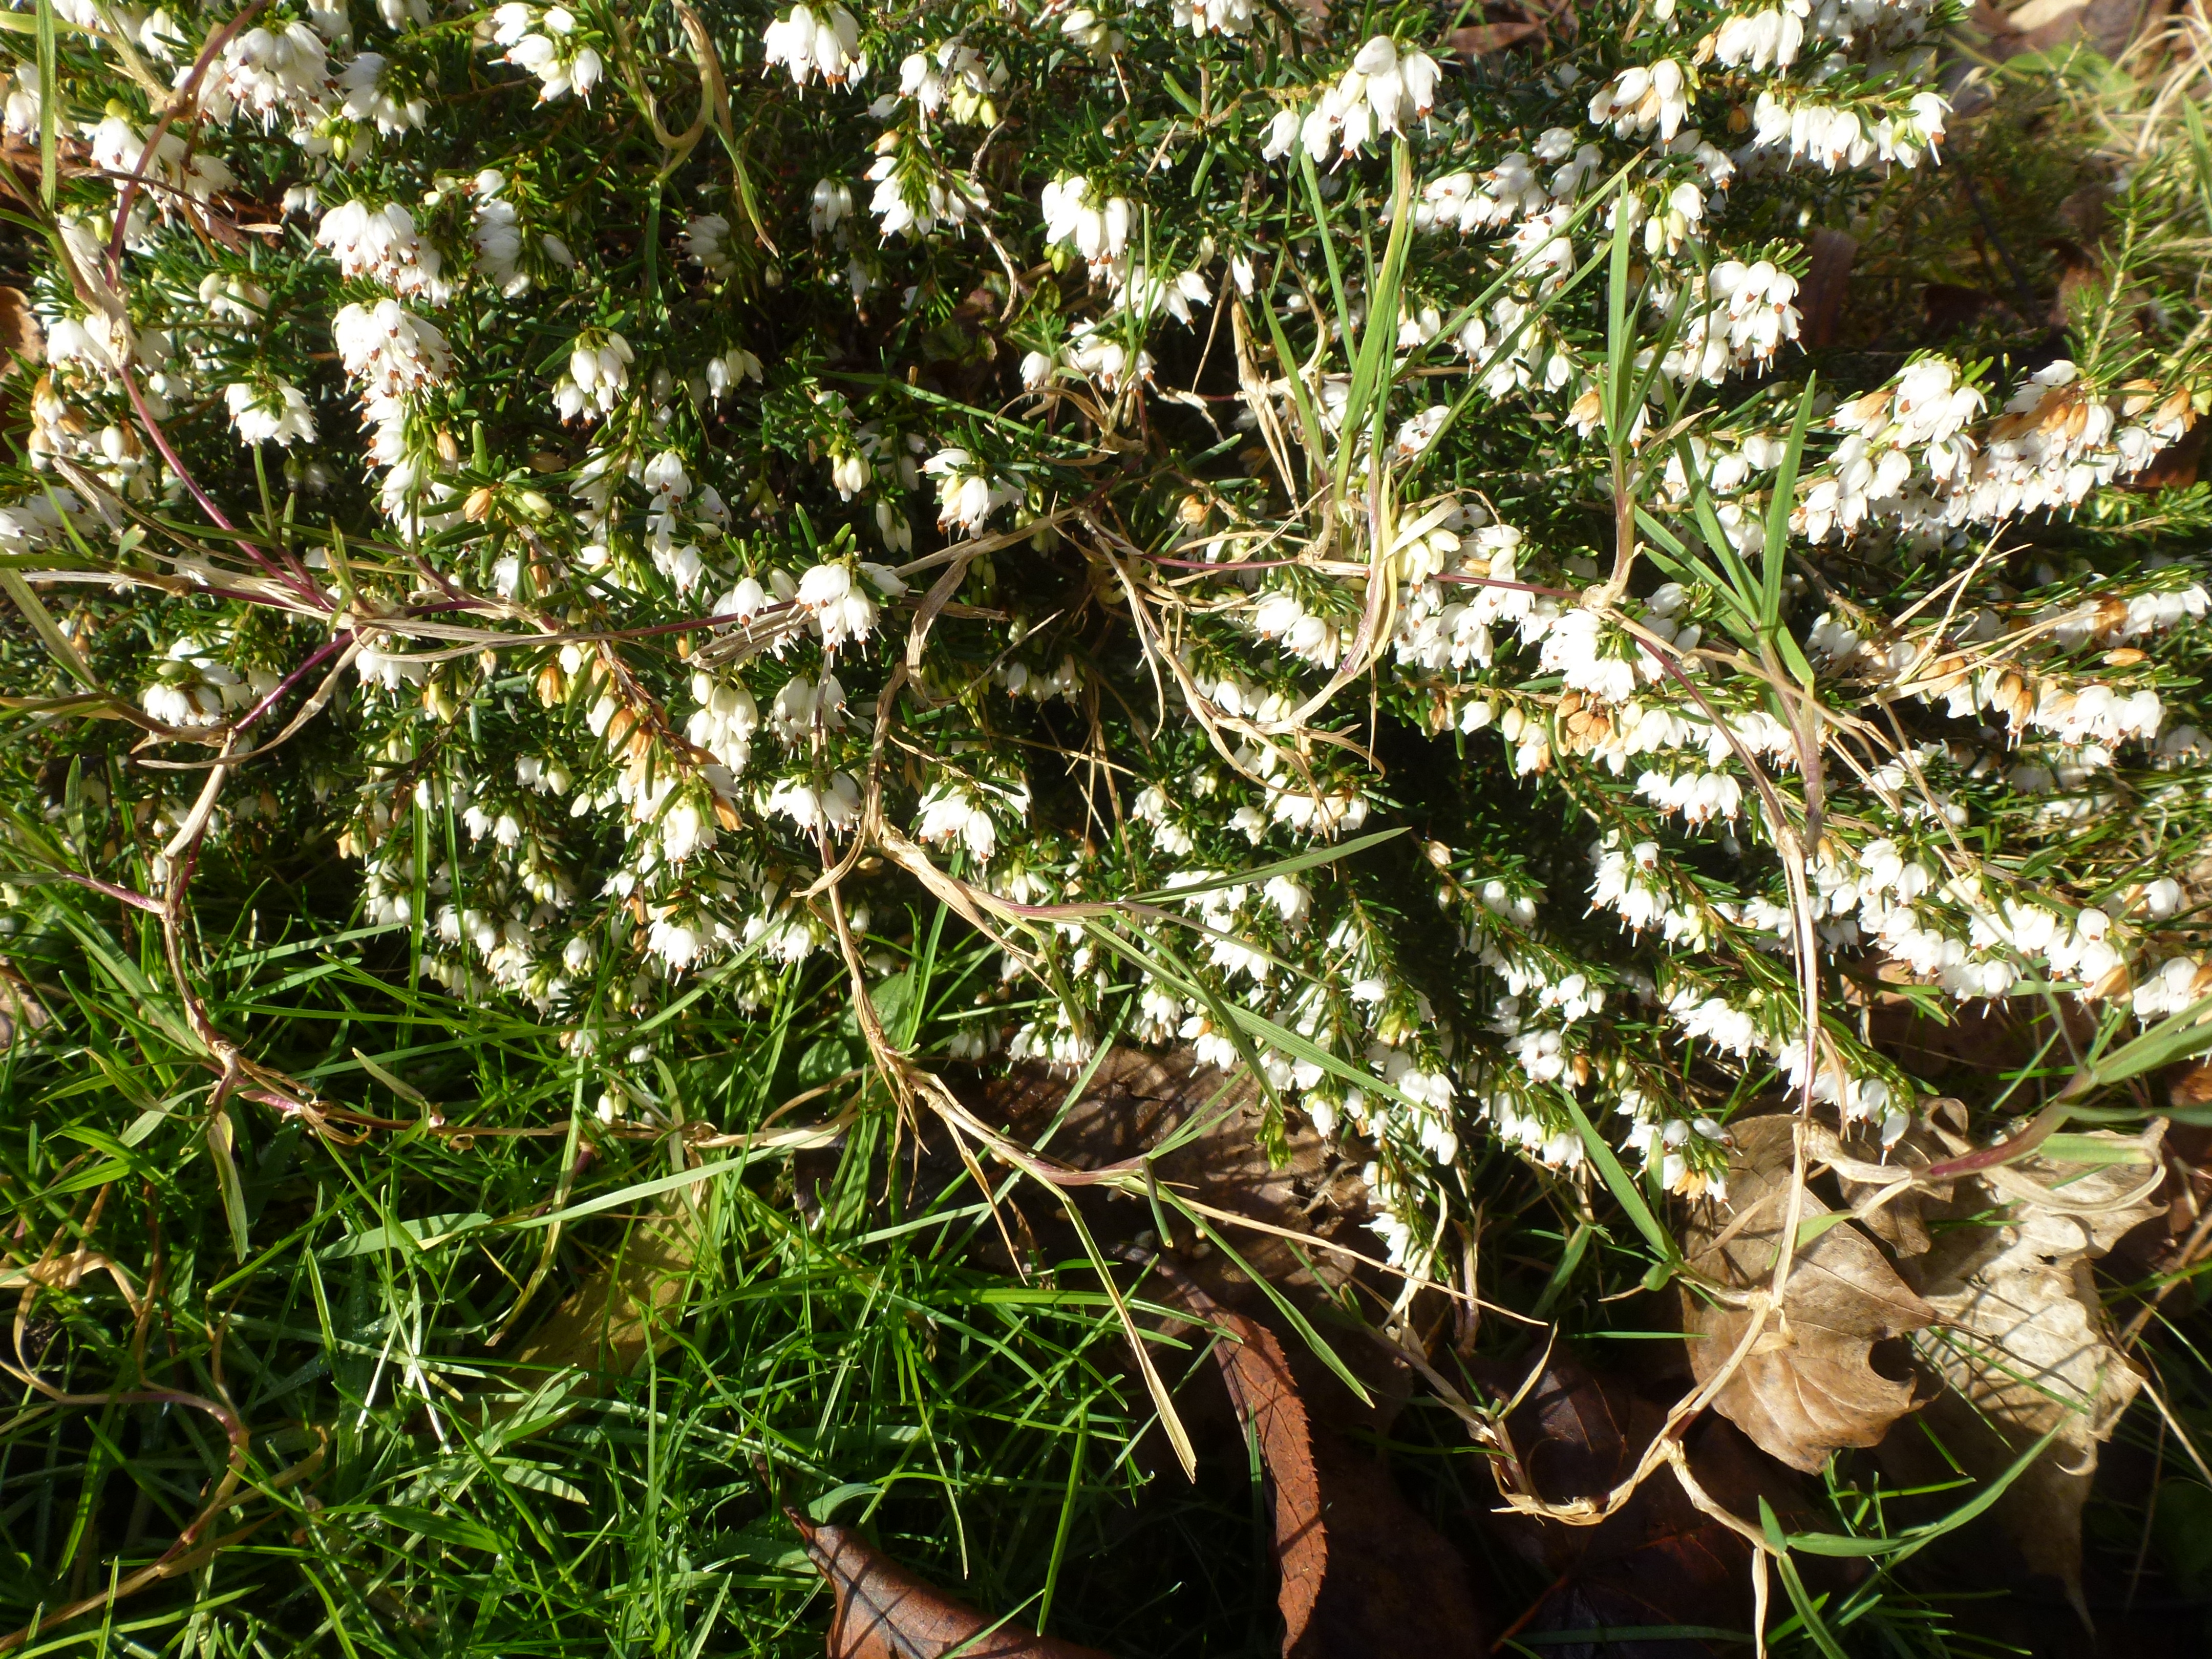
[{"xmin": 7, "ymin": 0, "xmax": 2212, "ymax": 1653}]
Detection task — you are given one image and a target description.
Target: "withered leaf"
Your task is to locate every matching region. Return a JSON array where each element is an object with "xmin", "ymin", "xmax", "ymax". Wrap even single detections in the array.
[
  {"xmin": 1683, "ymin": 1115, "xmax": 1936, "ymax": 1472},
  {"xmin": 791, "ymin": 1513, "xmax": 1113, "ymax": 1658},
  {"xmin": 1218, "ymin": 1301, "xmax": 1328, "ymax": 1648},
  {"xmin": 1477, "ymin": 1352, "xmax": 1825, "ymax": 1658},
  {"xmin": 1905, "ymin": 1125, "xmax": 2163, "ymax": 1611},
  {"xmin": 1798, "ymin": 229, "xmax": 1857, "ymax": 349},
  {"xmin": 1147, "ymin": 1257, "xmax": 1486, "ymax": 1657},
  {"xmin": 977, "ymin": 1048, "xmax": 1374, "ymax": 1298},
  {"xmin": 0, "ymin": 289, "xmax": 40, "ymax": 372},
  {"xmin": 1444, "ymin": 22, "xmax": 1544, "ymax": 55},
  {"xmin": 1818, "ymin": 1111, "xmax": 1959, "ymax": 1259},
  {"xmin": 509, "ymin": 1201, "xmax": 699, "ymax": 1384},
  {"xmin": 0, "ymin": 957, "xmax": 50, "ymax": 1051}
]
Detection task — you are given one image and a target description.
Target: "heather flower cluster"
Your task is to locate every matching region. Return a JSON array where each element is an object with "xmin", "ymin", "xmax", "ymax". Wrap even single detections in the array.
[{"xmin": 4, "ymin": 1, "xmax": 2208, "ymax": 1281}]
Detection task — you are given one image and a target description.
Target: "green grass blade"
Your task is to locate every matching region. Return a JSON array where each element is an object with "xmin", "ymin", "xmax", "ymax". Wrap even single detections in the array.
[
  {"xmin": 1298, "ymin": 149, "xmax": 1353, "ymax": 347},
  {"xmin": 1760, "ymin": 376, "xmax": 1820, "ymax": 630},
  {"xmin": 1258, "ymin": 282, "xmax": 1330, "ymax": 472},
  {"xmin": 1604, "ymin": 179, "xmax": 1634, "ymax": 441},
  {"xmin": 1561, "ymin": 1093, "xmax": 1675, "ymax": 1262},
  {"xmin": 36, "ymin": 0, "xmax": 56, "ymax": 209},
  {"xmin": 1169, "ymin": 1202, "xmax": 1373, "ymax": 1406},
  {"xmin": 1123, "ymin": 826, "xmax": 1403, "ymax": 905},
  {"xmin": 2087, "ymin": 992, "xmax": 2212, "ymax": 1088},
  {"xmin": 1, "ymin": 570, "xmax": 103, "ymax": 693}
]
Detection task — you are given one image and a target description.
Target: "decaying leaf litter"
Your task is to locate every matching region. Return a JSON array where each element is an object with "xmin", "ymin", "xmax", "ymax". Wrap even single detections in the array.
[{"xmin": 487, "ymin": 1039, "xmax": 2209, "ymax": 1658}]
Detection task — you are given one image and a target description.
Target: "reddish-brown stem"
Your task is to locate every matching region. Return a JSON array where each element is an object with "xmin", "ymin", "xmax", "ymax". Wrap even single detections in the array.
[
  {"xmin": 105, "ymin": 3, "xmax": 270, "ymax": 271},
  {"xmin": 115, "ymin": 361, "xmax": 326, "ymax": 607}
]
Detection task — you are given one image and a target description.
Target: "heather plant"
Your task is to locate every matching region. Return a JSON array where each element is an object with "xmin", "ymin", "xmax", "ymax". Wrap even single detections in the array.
[{"xmin": 5, "ymin": 0, "xmax": 2212, "ymax": 1336}]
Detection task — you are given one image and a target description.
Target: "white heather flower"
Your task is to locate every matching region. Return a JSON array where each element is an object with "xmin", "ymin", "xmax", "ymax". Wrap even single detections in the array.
[
  {"xmin": 2136, "ymin": 956, "xmax": 2209, "ymax": 1020},
  {"xmin": 705, "ymin": 348, "xmax": 765, "ymax": 400},
  {"xmin": 686, "ymin": 674, "xmax": 760, "ymax": 770},
  {"xmin": 766, "ymin": 771, "xmax": 863, "ymax": 835},
  {"xmin": 1264, "ymin": 875, "xmax": 1312, "ymax": 927},
  {"xmin": 797, "ymin": 561, "xmax": 880, "ymax": 652},
  {"xmin": 3, "ymin": 73, "xmax": 39, "ymax": 137},
  {"xmin": 498, "ymin": 6, "xmax": 604, "ymax": 104},
  {"xmin": 810, "ymin": 178, "xmax": 854, "ymax": 237},
  {"xmin": 471, "ymin": 174, "xmax": 529, "ymax": 295},
  {"xmin": 1040, "ymin": 175, "xmax": 1134, "ymax": 272},
  {"xmin": 1713, "ymin": 5, "xmax": 1806, "ymax": 72},
  {"xmin": 1705, "ymin": 259, "xmax": 1801, "ymax": 372},
  {"xmin": 895, "ymin": 41, "xmax": 998, "ymax": 124},
  {"xmin": 1061, "ymin": 8, "xmax": 1116, "ymax": 56},
  {"xmin": 1170, "ymin": 0, "xmax": 1257, "ymax": 37},
  {"xmin": 208, "ymin": 23, "xmax": 331, "ymax": 130},
  {"xmin": 315, "ymin": 199, "xmax": 446, "ymax": 300},
  {"xmin": 141, "ymin": 637, "xmax": 249, "ymax": 728},
  {"xmin": 642, "ymin": 448, "xmax": 691, "ymax": 503},
  {"xmin": 922, "ymin": 448, "xmax": 1015, "ymax": 536},
  {"xmin": 89, "ymin": 116, "xmax": 233, "ymax": 212},
  {"xmin": 762, "ymin": 5, "xmax": 868, "ymax": 90},
  {"xmin": 916, "ymin": 781, "xmax": 1007, "ymax": 860},
  {"xmin": 647, "ymin": 912, "xmax": 708, "ymax": 970},
  {"xmin": 553, "ymin": 329, "xmax": 633, "ymax": 421},
  {"xmin": 224, "ymin": 379, "xmax": 315, "ymax": 448},
  {"xmin": 1251, "ymin": 588, "xmax": 1344, "ymax": 670},
  {"xmin": 828, "ymin": 448, "xmax": 869, "ymax": 499},
  {"xmin": 333, "ymin": 300, "xmax": 452, "ymax": 395},
  {"xmin": 336, "ymin": 53, "xmax": 427, "ymax": 136},
  {"xmin": 684, "ymin": 213, "xmax": 736, "ymax": 276},
  {"xmin": 865, "ymin": 147, "xmax": 986, "ymax": 239},
  {"xmin": 1541, "ymin": 610, "xmax": 1637, "ymax": 704},
  {"xmin": 1277, "ymin": 37, "xmax": 1447, "ymax": 166},
  {"xmin": 1588, "ymin": 59, "xmax": 1691, "ymax": 143}
]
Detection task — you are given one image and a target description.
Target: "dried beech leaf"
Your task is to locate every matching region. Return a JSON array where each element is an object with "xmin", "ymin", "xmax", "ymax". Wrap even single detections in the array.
[
  {"xmin": 1683, "ymin": 1115, "xmax": 1936, "ymax": 1472},
  {"xmin": 1477, "ymin": 1352, "xmax": 1821, "ymax": 1655},
  {"xmin": 2004, "ymin": 0, "xmax": 2087, "ymax": 32},
  {"xmin": 2171, "ymin": 1059, "xmax": 2212, "ymax": 1107},
  {"xmin": 510, "ymin": 1203, "xmax": 699, "ymax": 1382},
  {"xmin": 979, "ymin": 1048, "xmax": 1374, "ymax": 1295},
  {"xmin": 1220, "ymin": 1303, "xmax": 1329, "ymax": 1650},
  {"xmin": 0, "ymin": 289, "xmax": 40, "ymax": 371},
  {"xmin": 0, "ymin": 958, "xmax": 51, "ymax": 1051},
  {"xmin": 1821, "ymin": 1114, "xmax": 1956, "ymax": 1260},
  {"xmin": 1908, "ymin": 1126, "xmax": 2163, "ymax": 1609},
  {"xmin": 1150, "ymin": 1259, "xmax": 1486, "ymax": 1657},
  {"xmin": 1798, "ymin": 229, "xmax": 1857, "ymax": 348},
  {"xmin": 791, "ymin": 1514, "xmax": 1113, "ymax": 1658},
  {"xmin": 1444, "ymin": 22, "xmax": 1543, "ymax": 55}
]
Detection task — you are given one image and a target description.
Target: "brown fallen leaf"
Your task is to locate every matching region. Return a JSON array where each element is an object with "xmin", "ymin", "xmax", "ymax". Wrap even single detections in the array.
[
  {"xmin": 508, "ymin": 1200, "xmax": 700, "ymax": 1384},
  {"xmin": 1922, "ymin": 282, "xmax": 2009, "ymax": 336},
  {"xmin": 790, "ymin": 1512, "xmax": 1114, "ymax": 1658},
  {"xmin": 1901, "ymin": 1124, "xmax": 2164, "ymax": 1614},
  {"xmin": 1817, "ymin": 1107, "xmax": 1962, "ymax": 1259},
  {"xmin": 0, "ymin": 956, "xmax": 51, "ymax": 1051},
  {"xmin": 1444, "ymin": 22, "xmax": 1544, "ymax": 55},
  {"xmin": 1799, "ymin": 229, "xmax": 1857, "ymax": 349},
  {"xmin": 0, "ymin": 288, "xmax": 40, "ymax": 372},
  {"xmin": 1476, "ymin": 1351, "xmax": 1826, "ymax": 1656},
  {"xmin": 1141, "ymin": 1253, "xmax": 1487, "ymax": 1657},
  {"xmin": 1681, "ymin": 1114, "xmax": 1937, "ymax": 1472},
  {"xmin": 977, "ymin": 1047, "xmax": 1376, "ymax": 1299},
  {"xmin": 2133, "ymin": 418, "xmax": 2205, "ymax": 490}
]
